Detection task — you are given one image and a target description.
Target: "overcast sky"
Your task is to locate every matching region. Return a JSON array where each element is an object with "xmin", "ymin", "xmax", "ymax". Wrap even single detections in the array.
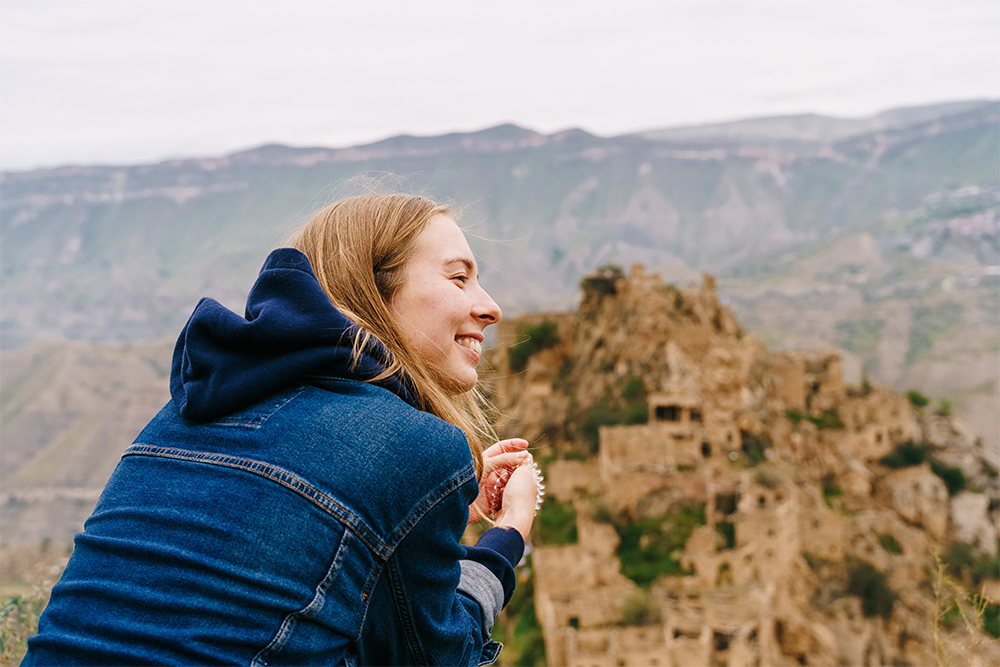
[{"xmin": 1, "ymin": 0, "xmax": 997, "ymax": 171}]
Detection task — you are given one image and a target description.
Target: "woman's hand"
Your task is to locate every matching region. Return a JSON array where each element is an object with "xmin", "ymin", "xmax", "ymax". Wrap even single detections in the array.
[
  {"xmin": 494, "ymin": 458, "xmax": 539, "ymax": 541},
  {"xmin": 469, "ymin": 438, "xmax": 528, "ymax": 523}
]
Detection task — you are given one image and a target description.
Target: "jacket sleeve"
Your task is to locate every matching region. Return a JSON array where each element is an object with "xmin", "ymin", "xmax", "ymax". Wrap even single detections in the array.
[{"xmin": 379, "ymin": 474, "xmax": 524, "ymax": 666}]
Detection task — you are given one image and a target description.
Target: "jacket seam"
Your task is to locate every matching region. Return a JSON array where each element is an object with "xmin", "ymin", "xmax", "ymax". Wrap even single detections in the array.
[
  {"xmin": 252, "ymin": 530, "xmax": 353, "ymax": 666},
  {"xmin": 383, "ymin": 464, "xmax": 477, "ymax": 664},
  {"xmin": 122, "ymin": 444, "xmax": 392, "ymax": 558}
]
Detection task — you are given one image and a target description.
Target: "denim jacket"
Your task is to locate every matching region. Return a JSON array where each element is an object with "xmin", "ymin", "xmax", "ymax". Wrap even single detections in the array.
[{"xmin": 24, "ymin": 249, "xmax": 523, "ymax": 666}]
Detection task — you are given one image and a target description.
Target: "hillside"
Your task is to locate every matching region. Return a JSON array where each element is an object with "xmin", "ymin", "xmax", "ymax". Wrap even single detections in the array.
[
  {"xmin": 1, "ymin": 99, "xmax": 997, "ymax": 550},
  {"xmin": 484, "ymin": 266, "xmax": 999, "ymax": 667}
]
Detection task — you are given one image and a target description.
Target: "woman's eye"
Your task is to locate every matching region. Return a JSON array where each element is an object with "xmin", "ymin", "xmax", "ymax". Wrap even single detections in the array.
[{"xmin": 452, "ymin": 275, "xmax": 468, "ymax": 285}]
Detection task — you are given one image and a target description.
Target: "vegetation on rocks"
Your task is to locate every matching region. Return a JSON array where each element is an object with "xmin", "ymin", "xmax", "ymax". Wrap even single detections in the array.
[
  {"xmin": 537, "ymin": 498, "xmax": 578, "ymax": 545},
  {"xmin": 614, "ymin": 505, "xmax": 706, "ymax": 587},
  {"xmin": 509, "ymin": 320, "xmax": 561, "ymax": 373}
]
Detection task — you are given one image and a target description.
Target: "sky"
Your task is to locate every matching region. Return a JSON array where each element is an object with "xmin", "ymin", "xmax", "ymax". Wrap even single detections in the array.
[{"xmin": 1, "ymin": 0, "xmax": 998, "ymax": 171}]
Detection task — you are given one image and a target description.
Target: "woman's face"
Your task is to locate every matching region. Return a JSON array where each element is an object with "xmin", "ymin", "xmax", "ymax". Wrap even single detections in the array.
[{"xmin": 391, "ymin": 214, "xmax": 502, "ymax": 393}]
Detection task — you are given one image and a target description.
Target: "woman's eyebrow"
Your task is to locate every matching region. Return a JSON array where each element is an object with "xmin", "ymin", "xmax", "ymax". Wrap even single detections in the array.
[{"xmin": 443, "ymin": 257, "xmax": 477, "ymax": 274}]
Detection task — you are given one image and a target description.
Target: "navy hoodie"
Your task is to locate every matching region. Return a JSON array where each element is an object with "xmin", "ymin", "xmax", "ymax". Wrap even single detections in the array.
[{"xmin": 168, "ymin": 247, "xmax": 522, "ymax": 596}]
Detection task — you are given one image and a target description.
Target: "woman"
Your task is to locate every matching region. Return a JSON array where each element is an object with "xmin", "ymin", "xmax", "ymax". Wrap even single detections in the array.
[{"xmin": 23, "ymin": 194, "xmax": 540, "ymax": 666}]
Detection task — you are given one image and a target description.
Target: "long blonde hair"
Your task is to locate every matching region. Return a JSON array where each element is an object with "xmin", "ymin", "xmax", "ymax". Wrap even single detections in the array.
[{"xmin": 286, "ymin": 194, "xmax": 495, "ymax": 479}]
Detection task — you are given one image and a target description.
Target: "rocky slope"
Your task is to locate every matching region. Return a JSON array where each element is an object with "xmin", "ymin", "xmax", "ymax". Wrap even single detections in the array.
[{"xmin": 484, "ymin": 266, "xmax": 999, "ymax": 667}]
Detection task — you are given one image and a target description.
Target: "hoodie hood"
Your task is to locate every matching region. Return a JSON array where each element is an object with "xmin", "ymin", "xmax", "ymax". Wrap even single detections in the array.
[{"xmin": 170, "ymin": 248, "xmax": 417, "ymax": 422}]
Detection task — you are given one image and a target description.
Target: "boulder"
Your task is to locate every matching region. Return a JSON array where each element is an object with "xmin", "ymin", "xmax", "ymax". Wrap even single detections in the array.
[
  {"xmin": 949, "ymin": 491, "xmax": 998, "ymax": 557},
  {"xmin": 876, "ymin": 465, "xmax": 949, "ymax": 539}
]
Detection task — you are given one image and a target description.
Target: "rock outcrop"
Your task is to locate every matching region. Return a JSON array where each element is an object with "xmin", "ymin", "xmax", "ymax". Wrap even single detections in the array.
[{"xmin": 486, "ymin": 265, "xmax": 999, "ymax": 667}]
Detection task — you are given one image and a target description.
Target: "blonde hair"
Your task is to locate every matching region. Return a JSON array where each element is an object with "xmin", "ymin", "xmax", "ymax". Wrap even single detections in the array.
[{"xmin": 286, "ymin": 194, "xmax": 495, "ymax": 480}]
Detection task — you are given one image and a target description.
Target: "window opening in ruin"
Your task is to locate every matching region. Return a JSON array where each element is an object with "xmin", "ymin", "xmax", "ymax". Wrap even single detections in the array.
[
  {"xmin": 655, "ymin": 405, "xmax": 681, "ymax": 421},
  {"xmin": 715, "ymin": 492, "xmax": 738, "ymax": 515},
  {"xmin": 715, "ymin": 562, "xmax": 733, "ymax": 586},
  {"xmin": 713, "ymin": 631, "xmax": 732, "ymax": 651},
  {"xmin": 691, "ymin": 408, "xmax": 703, "ymax": 422},
  {"xmin": 758, "ymin": 496, "xmax": 766, "ymax": 508},
  {"xmin": 569, "ymin": 617, "xmax": 579, "ymax": 629},
  {"xmin": 701, "ymin": 442, "xmax": 711, "ymax": 458}
]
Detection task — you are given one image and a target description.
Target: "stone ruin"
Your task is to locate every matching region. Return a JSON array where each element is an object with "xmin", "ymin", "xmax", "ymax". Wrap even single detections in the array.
[{"xmin": 487, "ymin": 264, "xmax": 999, "ymax": 667}]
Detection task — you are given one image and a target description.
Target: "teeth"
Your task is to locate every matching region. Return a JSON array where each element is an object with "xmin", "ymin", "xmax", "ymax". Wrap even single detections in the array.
[{"xmin": 457, "ymin": 337, "xmax": 482, "ymax": 355}]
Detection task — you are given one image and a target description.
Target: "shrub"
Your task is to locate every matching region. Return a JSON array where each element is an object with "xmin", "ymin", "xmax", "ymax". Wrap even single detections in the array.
[
  {"xmin": 880, "ymin": 441, "xmax": 928, "ymax": 468},
  {"xmin": 740, "ymin": 431, "xmax": 772, "ymax": 467},
  {"xmin": 787, "ymin": 409, "xmax": 843, "ymax": 429},
  {"xmin": 985, "ymin": 603, "xmax": 1000, "ymax": 639},
  {"xmin": 491, "ymin": 556, "xmax": 546, "ymax": 665},
  {"xmin": 822, "ymin": 475, "xmax": 843, "ymax": 508},
  {"xmin": 615, "ymin": 505, "xmax": 706, "ymax": 587},
  {"xmin": 579, "ymin": 378, "xmax": 648, "ymax": 452},
  {"xmin": 941, "ymin": 541, "xmax": 999, "ymax": 588},
  {"xmin": 846, "ymin": 557, "xmax": 897, "ymax": 620},
  {"xmin": 716, "ymin": 521, "xmax": 735, "ymax": 551},
  {"xmin": 936, "ymin": 398, "xmax": 952, "ymax": 416},
  {"xmin": 589, "ymin": 499, "xmax": 615, "ymax": 524},
  {"xmin": 508, "ymin": 320, "xmax": 561, "ymax": 373},
  {"xmin": 905, "ymin": 390, "xmax": 930, "ymax": 408},
  {"xmin": 620, "ymin": 589, "xmax": 661, "ymax": 626},
  {"xmin": 581, "ymin": 264, "xmax": 624, "ymax": 297},
  {"xmin": 537, "ymin": 498, "xmax": 578, "ymax": 545},
  {"xmin": 876, "ymin": 532, "xmax": 903, "ymax": 555},
  {"xmin": 930, "ymin": 460, "xmax": 966, "ymax": 495}
]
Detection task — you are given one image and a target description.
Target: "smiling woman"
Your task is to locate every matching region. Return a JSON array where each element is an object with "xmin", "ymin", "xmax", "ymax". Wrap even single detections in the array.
[
  {"xmin": 389, "ymin": 214, "xmax": 502, "ymax": 393},
  {"xmin": 22, "ymin": 194, "xmax": 540, "ymax": 666}
]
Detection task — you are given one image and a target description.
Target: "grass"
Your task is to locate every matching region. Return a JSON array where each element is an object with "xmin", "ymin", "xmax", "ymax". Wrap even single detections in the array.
[
  {"xmin": 0, "ymin": 544, "xmax": 67, "ymax": 664},
  {"xmin": 0, "ymin": 588, "xmax": 47, "ymax": 664}
]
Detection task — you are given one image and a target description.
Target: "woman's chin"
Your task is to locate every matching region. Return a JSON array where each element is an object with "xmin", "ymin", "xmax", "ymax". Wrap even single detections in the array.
[{"xmin": 435, "ymin": 366, "xmax": 479, "ymax": 395}]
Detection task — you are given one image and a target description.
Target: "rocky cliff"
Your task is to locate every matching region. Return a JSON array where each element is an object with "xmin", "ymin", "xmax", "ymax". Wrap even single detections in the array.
[{"xmin": 485, "ymin": 266, "xmax": 999, "ymax": 667}]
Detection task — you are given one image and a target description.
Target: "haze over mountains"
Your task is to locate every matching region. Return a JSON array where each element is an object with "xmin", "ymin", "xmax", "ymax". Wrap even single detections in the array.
[{"xmin": 1, "ymin": 99, "xmax": 997, "ymax": 545}]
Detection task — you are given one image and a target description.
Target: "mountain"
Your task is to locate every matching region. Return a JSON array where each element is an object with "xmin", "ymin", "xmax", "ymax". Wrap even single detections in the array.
[{"xmin": 1, "ymin": 99, "xmax": 997, "ymax": 549}]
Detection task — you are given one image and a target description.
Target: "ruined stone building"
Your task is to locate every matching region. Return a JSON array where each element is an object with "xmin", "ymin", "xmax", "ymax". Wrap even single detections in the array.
[{"xmin": 486, "ymin": 265, "xmax": 999, "ymax": 667}]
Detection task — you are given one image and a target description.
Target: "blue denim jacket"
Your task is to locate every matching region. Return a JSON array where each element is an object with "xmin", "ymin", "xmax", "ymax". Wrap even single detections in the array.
[{"xmin": 23, "ymin": 249, "xmax": 523, "ymax": 666}]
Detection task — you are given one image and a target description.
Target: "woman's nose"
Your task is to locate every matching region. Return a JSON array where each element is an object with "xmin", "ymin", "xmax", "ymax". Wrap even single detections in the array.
[{"xmin": 474, "ymin": 288, "xmax": 502, "ymax": 324}]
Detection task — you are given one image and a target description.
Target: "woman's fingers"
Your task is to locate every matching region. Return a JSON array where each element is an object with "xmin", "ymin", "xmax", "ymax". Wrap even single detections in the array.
[
  {"xmin": 482, "ymin": 451, "xmax": 529, "ymax": 477},
  {"xmin": 482, "ymin": 438, "xmax": 528, "ymax": 459},
  {"xmin": 495, "ymin": 461, "xmax": 540, "ymax": 539}
]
